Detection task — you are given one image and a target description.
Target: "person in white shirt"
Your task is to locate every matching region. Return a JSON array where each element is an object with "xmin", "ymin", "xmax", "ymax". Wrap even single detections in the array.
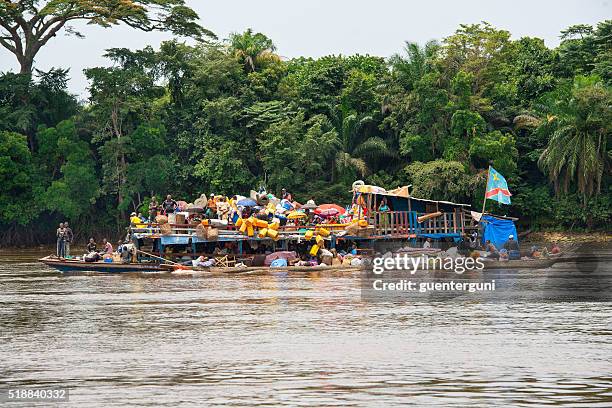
[{"xmin": 423, "ymin": 238, "xmax": 432, "ymax": 249}]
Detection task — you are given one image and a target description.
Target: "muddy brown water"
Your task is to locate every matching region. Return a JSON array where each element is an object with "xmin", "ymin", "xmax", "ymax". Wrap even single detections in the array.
[{"xmin": 1, "ymin": 245, "xmax": 611, "ymax": 407}]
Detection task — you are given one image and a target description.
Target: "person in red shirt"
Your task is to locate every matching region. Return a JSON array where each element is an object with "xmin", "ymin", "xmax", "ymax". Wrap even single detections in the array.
[
  {"xmin": 101, "ymin": 238, "xmax": 113, "ymax": 254},
  {"xmin": 551, "ymin": 242, "xmax": 561, "ymax": 254}
]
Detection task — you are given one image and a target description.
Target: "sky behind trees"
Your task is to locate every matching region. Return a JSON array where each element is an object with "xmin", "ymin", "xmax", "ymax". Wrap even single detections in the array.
[{"xmin": 0, "ymin": 0, "xmax": 607, "ymax": 96}]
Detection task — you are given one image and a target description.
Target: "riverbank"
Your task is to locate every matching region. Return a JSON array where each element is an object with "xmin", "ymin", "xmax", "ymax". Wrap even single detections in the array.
[{"xmin": 524, "ymin": 231, "xmax": 611, "ymax": 244}]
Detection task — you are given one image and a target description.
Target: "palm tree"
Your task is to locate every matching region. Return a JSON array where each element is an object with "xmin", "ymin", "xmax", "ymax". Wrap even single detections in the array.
[
  {"xmin": 537, "ymin": 77, "xmax": 610, "ymax": 206},
  {"xmin": 388, "ymin": 40, "xmax": 439, "ymax": 90},
  {"xmin": 333, "ymin": 107, "xmax": 395, "ymax": 181},
  {"xmin": 228, "ymin": 29, "xmax": 280, "ymax": 72}
]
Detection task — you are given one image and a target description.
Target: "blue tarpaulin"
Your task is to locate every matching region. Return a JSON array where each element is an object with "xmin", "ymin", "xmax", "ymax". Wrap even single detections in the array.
[{"xmin": 481, "ymin": 215, "xmax": 517, "ymax": 249}]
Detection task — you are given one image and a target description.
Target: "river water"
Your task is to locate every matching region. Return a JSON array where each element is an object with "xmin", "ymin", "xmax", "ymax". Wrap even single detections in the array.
[{"xmin": 1, "ymin": 246, "xmax": 611, "ymax": 407}]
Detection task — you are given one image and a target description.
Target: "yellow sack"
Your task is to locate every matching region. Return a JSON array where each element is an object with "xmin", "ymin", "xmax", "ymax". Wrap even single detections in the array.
[
  {"xmin": 258, "ymin": 228, "xmax": 268, "ymax": 238},
  {"xmin": 315, "ymin": 235, "xmax": 324, "ymax": 247},
  {"xmin": 247, "ymin": 224, "xmax": 254, "ymax": 237},
  {"xmin": 268, "ymin": 222, "xmax": 279, "ymax": 231},
  {"xmin": 317, "ymin": 227, "xmax": 330, "ymax": 237},
  {"xmin": 235, "ymin": 217, "xmax": 243, "ymax": 228},
  {"xmin": 310, "ymin": 244, "xmax": 320, "ymax": 256},
  {"xmin": 267, "ymin": 229, "xmax": 279, "ymax": 240},
  {"xmin": 304, "ymin": 230, "xmax": 314, "ymax": 240},
  {"xmin": 239, "ymin": 222, "xmax": 248, "ymax": 234},
  {"xmin": 358, "ymin": 219, "xmax": 368, "ymax": 227},
  {"xmin": 253, "ymin": 218, "xmax": 268, "ymax": 229}
]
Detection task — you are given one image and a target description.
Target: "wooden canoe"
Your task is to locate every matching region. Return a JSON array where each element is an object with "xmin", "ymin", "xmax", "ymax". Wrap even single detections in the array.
[
  {"xmin": 164, "ymin": 256, "xmax": 562, "ymax": 276},
  {"xmin": 480, "ymin": 258, "xmax": 559, "ymax": 270},
  {"xmin": 39, "ymin": 255, "xmax": 163, "ymax": 273}
]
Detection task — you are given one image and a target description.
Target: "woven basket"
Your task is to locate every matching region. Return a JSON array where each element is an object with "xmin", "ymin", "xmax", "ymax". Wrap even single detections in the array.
[
  {"xmin": 160, "ymin": 223, "xmax": 173, "ymax": 235},
  {"xmin": 195, "ymin": 223, "xmax": 208, "ymax": 239},
  {"xmin": 207, "ymin": 227, "xmax": 219, "ymax": 241}
]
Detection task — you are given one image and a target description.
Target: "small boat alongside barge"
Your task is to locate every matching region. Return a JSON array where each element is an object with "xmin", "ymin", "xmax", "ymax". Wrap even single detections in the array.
[{"xmin": 39, "ymin": 255, "xmax": 163, "ymax": 273}]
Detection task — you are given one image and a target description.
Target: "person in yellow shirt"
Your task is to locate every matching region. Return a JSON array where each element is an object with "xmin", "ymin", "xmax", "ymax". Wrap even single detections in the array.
[{"xmin": 130, "ymin": 212, "xmax": 145, "ymax": 228}]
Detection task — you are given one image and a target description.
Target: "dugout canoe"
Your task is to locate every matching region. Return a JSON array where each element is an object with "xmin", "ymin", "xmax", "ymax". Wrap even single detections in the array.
[
  {"xmin": 39, "ymin": 255, "xmax": 163, "ymax": 273},
  {"xmin": 163, "ymin": 257, "xmax": 562, "ymax": 276}
]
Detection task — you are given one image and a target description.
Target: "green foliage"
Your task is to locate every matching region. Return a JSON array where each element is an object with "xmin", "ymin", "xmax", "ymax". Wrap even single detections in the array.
[
  {"xmin": 537, "ymin": 75, "xmax": 611, "ymax": 204},
  {"xmin": 258, "ymin": 113, "xmax": 339, "ymax": 192},
  {"xmin": 389, "ymin": 41, "xmax": 439, "ymax": 91},
  {"xmin": 513, "ymin": 37, "xmax": 557, "ymax": 103},
  {"xmin": 405, "ymin": 160, "xmax": 473, "ymax": 203},
  {"xmin": 0, "ymin": 70, "xmax": 78, "ymax": 136},
  {"xmin": 229, "ymin": 29, "xmax": 280, "ymax": 73},
  {"xmin": 512, "ymin": 184, "xmax": 555, "ymax": 226},
  {"xmin": 450, "ymin": 110, "xmax": 486, "ymax": 138},
  {"xmin": 194, "ymin": 140, "xmax": 254, "ymax": 195},
  {"xmin": 1, "ymin": 21, "xmax": 611, "ymax": 244},
  {"xmin": 0, "ymin": 0, "xmax": 213, "ymax": 74},
  {"xmin": 44, "ymin": 121, "xmax": 99, "ymax": 219},
  {"xmin": 469, "ymin": 130, "xmax": 518, "ymax": 175},
  {"xmin": 0, "ymin": 131, "xmax": 37, "ymax": 224}
]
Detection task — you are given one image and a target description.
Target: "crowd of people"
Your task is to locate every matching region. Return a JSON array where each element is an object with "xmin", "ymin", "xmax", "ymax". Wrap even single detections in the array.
[
  {"xmin": 455, "ymin": 233, "xmax": 560, "ymax": 261},
  {"xmin": 55, "ymin": 186, "xmax": 564, "ymax": 266},
  {"xmin": 422, "ymin": 231, "xmax": 562, "ymax": 262},
  {"xmin": 54, "ymin": 220, "xmax": 115, "ymax": 261},
  {"xmin": 132, "ymin": 188, "xmax": 357, "ymax": 229}
]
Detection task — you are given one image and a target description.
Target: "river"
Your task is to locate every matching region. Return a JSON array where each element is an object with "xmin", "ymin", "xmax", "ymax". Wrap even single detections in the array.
[{"xmin": 1, "ymin": 246, "xmax": 611, "ymax": 407}]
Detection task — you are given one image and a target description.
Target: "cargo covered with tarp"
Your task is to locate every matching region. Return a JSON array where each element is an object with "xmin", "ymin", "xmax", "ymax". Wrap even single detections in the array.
[{"xmin": 480, "ymin": 215, "xmax": 518, "ymax": 249}]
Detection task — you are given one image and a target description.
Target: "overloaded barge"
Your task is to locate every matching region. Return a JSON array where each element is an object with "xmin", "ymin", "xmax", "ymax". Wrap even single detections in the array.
[{"xmin": 39, "ymin": 182, "xmax": 558, "ymax": 274}]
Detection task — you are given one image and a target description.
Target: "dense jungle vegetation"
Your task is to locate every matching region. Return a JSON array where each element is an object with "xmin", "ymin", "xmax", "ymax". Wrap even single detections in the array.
[{"xmin": 0, "ymin": 5, "xmax": 610, "ymax": 244}]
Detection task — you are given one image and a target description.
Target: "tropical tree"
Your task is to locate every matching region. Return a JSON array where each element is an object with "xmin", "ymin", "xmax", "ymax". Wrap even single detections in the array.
[
  {"xmin": 0, "ymin": 0, "xmax": 212, "ymax": 74},
  {"xmin": 388, "ymin": 40, "xmax": 439, "ymax": 91},
  {"xmin": 538, "ymin": 76, "xmax": 611, "ymax": 206},
  {"xmin": 84, "ymin": 48, "xmax": 165, "ymax": 209},
  {"xmin": 0, "ymin": 130, "xmax": 37, "ymax": 224},
  {"xmin": 228, "ymin": 28, "xmax": 279, "ymax": 72}
]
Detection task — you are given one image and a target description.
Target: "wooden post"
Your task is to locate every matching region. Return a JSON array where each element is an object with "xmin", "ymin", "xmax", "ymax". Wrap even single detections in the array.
[{"xmin": 481, "ymin": 165, "xmax": 491, "ymax": 214}]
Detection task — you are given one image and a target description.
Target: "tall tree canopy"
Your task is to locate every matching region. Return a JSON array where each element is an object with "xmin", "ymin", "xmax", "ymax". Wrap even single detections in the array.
[
  {"xmin": 0, "ymin": 0, "xmax": 213, "ymax": 74},
  {"xmin": 0, "ymin": 22, "xmax": 610, "ymax": 245}
]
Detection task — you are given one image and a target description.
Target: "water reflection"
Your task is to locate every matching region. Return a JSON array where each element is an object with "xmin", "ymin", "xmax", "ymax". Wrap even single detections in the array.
[{"xmin": 0, "ymin": 248, "xmax": 611, "ymax": 407}]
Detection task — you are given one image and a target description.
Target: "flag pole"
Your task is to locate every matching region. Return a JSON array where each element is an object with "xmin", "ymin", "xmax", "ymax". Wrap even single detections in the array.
[{"xmin": 481, "ymin": 165, "xmax": 490, "ymax": 214}]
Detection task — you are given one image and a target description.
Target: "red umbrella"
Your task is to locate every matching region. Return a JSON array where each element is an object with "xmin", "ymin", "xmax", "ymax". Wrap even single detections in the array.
[{"xmin": 315, "ymin": 204, "xmax": 346, "ymax": 216}]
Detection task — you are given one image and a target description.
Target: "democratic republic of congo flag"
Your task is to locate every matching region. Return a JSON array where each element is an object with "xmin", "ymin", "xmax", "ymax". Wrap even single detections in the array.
[{"xmin": 485, "ymin": 166, "xmax": 511, "ymax": 205}]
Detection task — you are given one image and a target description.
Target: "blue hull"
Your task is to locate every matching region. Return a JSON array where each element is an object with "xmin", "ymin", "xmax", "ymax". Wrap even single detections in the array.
[{"xmin": 39, "ymin": 257, "xmax": 162, "ymax": 273}]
